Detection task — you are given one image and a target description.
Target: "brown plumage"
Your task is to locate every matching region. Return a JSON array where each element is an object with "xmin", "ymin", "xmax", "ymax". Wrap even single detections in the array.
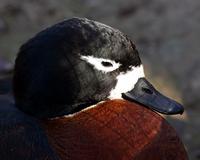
[{"xmin": 41, "ymin": 100, "xmax": 188, "ymax": 160}]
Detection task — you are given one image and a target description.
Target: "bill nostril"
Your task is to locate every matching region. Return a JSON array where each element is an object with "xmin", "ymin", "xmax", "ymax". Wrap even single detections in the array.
[{"xmin": 142, "ymin": 87, "xmax": 153, "ymax": 94}]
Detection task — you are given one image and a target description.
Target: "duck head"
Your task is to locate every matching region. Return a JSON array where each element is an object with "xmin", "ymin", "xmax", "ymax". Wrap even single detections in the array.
[{"xmin": 13, "ymin": 18, "xmax": 184, "ymax": 118}]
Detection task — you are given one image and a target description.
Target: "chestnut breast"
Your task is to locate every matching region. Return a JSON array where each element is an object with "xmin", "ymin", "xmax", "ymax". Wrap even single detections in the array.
[{"xmin": 40, "ymin": 100, "xmax": 188, "ymax": 160}]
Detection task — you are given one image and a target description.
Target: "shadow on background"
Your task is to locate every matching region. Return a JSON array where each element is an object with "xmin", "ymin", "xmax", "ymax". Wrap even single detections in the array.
[{"xmin": 0, "ymin": 0, "xmax": 199, "ymax": 159}]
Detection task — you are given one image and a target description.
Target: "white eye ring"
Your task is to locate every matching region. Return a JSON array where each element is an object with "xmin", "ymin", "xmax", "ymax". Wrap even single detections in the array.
[{"xmin": 80, "ymin": 55, "xmax": 121, "ymax": 73}]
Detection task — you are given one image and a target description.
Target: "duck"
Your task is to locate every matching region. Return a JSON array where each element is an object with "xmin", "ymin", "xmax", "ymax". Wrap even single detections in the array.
[{"xmin": 0, "ymin": 17, "xmax": 186, "ymax": 160}]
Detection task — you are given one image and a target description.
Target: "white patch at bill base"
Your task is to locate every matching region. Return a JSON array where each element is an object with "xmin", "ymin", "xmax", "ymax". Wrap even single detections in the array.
[{"xmin": 108, "ymin": 65, "xmax": 145, "ymax": 99}]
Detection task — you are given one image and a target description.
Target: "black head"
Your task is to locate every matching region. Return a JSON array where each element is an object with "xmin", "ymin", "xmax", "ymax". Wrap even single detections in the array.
[{"xmin": 13, "ymin": 18, "xmax": 144, "ymax": 118}]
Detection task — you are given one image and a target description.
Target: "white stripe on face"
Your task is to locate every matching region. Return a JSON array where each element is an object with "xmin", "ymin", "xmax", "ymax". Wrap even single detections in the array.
[
  {"xmin": 80, "ymin": 55, "xmax": 121, "ymax": 73},
  {"xmin": 108, "ymin": 65, "xmax": 145, "ymax": 99},
  {"xmin": 80, "ymin": 54, "xmax": 145, "ymax": 99}
]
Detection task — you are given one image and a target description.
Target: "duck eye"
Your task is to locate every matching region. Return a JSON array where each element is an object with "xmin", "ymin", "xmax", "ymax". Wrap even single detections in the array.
[
  {"xmin": 80, "ymin": 55, "xmax": 120, "ymax": 72},
  {"xmin": 101, "ymin": 61, "xmax": 113, "ymax": 67}
]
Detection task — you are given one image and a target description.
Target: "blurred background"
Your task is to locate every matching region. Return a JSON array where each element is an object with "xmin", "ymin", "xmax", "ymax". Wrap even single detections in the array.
[{"xmin": 0, "ymin": 0, "xmax": 199, "ymax": 159}]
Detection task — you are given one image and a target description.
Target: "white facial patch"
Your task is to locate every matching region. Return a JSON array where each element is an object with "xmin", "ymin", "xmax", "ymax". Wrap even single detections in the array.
[
  {"xmin": 108, "ymin": 65, "xmax": 145, "ymax": 99},
  {"xmin": 80, "ymin": 55, "xmax": 121, "ymax": 73}
]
